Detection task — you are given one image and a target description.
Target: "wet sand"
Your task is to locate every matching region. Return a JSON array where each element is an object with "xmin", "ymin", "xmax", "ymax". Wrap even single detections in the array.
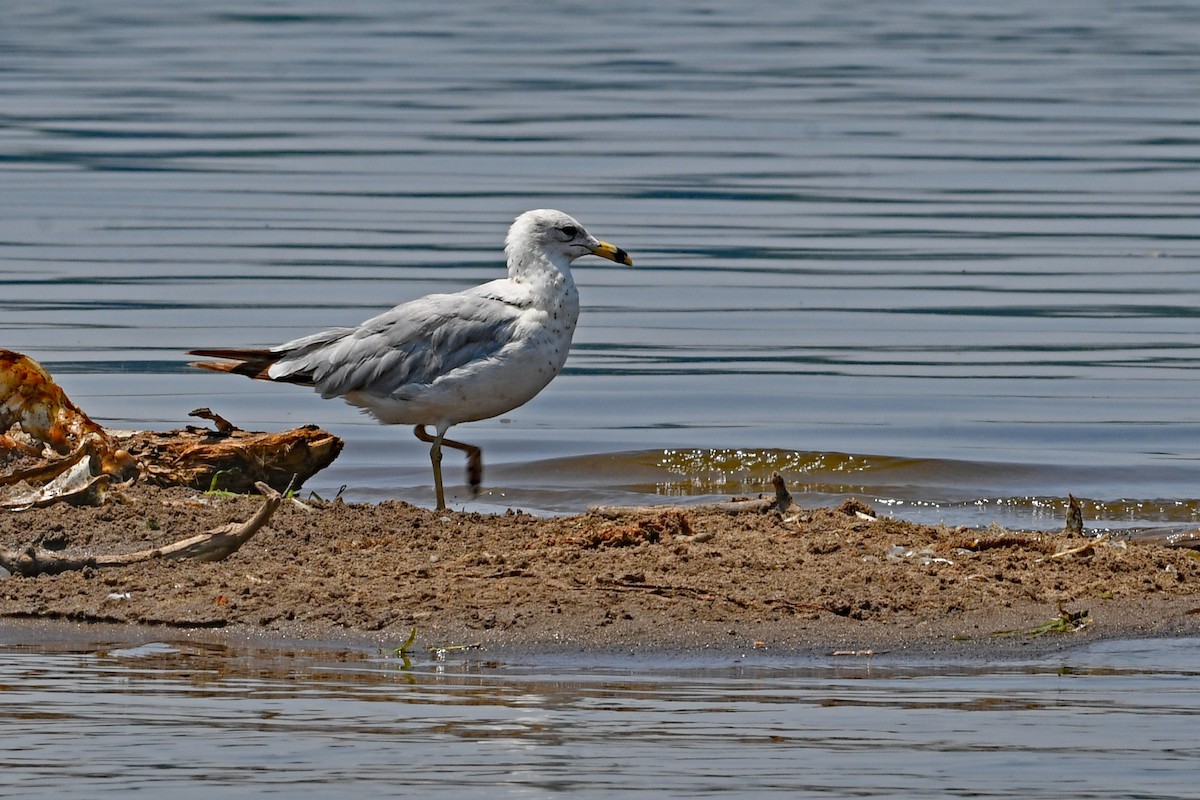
[{"xmin": 2, "ymin": 485, "xmax": 1198, "ymax": 658}]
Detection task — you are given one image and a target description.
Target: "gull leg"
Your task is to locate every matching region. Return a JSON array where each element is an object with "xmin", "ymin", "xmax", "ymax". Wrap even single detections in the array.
[
  {"xmin": 413, "ymin": 425, "xmax": 447, "ymax": 510},
  {"xmin": 414, "ymin": 426, "xmax": 483, "ymax": 506},
  {"xmin": 440, "ymin": 435, "xmax": 483, "ymax": 497}
]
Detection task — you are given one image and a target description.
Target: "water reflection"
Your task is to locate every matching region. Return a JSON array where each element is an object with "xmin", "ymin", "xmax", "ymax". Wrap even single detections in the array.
[{"xmin": 1, "ymin": 633, "xmax": 1199, "ymax": 798}]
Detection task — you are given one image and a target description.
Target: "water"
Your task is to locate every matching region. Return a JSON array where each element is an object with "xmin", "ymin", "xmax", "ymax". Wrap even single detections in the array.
[
  {"xmin": 3, "ymin": 5, "xmax": 1200, "ymax": 791},
  {"xmin": 1, "ymin": 632, "xmax": 1198, "ymax": 798},
  {"xmin": 3, "ymin": 3, "xmax": 1200, "ymax": 527}
]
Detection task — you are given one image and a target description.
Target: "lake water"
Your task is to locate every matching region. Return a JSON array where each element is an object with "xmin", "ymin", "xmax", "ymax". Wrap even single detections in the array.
[
  {"xmin": 2, "ymin": 629, "xmax": 1199, "ymax": 799},
  {"xmin": 3, "ymin": 0, "xmax": 1200, "ymax": 529},
  {"xmin": 3, "ymin": 3, "xmax": 1200, "ymax": 794}
]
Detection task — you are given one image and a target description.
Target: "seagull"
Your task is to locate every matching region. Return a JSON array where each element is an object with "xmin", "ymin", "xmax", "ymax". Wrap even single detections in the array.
[{"xmin": 189, "ymin": 209, "xmax": 633, "ymax": 510}]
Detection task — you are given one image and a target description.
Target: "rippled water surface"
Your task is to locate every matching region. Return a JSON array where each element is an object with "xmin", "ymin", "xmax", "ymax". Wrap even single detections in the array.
[
  {"xmin": 3, "ymin": 0, "xmax": 1200, "ymax": 527},
  {"xmin": 2, "ymin": 633, "xmax": 1199, "ymax": 798},
  {"xmin": 4, "ymin": 5, "xmax": 1200, "ymax": 793}
]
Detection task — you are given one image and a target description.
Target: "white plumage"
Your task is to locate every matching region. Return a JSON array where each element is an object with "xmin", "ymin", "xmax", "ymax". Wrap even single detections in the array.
[{"xmin": 190, "ymin": 209, "xmax": 632, "ymax": 510}]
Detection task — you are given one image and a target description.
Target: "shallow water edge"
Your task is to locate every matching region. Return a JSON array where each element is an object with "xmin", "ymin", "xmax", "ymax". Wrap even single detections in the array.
[{"xmin": 3, "ymin": 597, "xmax": 1198, "ymax": 669}]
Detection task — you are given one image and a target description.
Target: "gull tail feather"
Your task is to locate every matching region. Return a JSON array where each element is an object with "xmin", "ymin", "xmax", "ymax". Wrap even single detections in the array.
[{"xmin": 188, "ymin": 348, "xmax": 315, "ymax": 386}]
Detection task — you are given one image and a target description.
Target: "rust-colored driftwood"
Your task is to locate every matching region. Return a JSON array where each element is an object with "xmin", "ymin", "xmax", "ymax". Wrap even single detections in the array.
[
  {"xmin": 119, "ymin": 422, "xmax": 343, "ymax": 494},
  {"xmin": 0, "ymin": 482, "xmax": 282, "ymax": 577},
  {"xmin": 0, "ymin": 349, "xmax": 138, "ymax": 479},
  {"xmin": 1, "ymin": 349, "xmax": 105, "ymax": 454},
  {"xmin": 2, "ymin": 350, "xmax": 343, "ymax": 503}
]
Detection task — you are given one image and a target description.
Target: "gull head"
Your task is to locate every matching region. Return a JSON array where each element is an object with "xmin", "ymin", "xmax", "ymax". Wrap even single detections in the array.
[{"xmin": 505, "ymin": 209, "xmax": 633, "ymax": 271}]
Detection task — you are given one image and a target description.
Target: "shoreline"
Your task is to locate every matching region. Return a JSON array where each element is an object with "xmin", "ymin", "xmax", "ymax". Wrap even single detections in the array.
[
  {"xmin": 1, "ymin": 602, "xmax": 1198, "ymax": 666},
  {"xmin": 2, "ymin": 485, "xmax": 1199, "ymax": 663}
]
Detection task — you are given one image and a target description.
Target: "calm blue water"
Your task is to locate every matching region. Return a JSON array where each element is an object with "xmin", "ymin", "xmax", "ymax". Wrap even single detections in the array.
[
  {"xmin": 3, "ymin": 0, "xmax": 1200, "ymax": 527},
  {"xmin": 1, "ymin": 633, "xmax": 1199, "ymax": 799}
]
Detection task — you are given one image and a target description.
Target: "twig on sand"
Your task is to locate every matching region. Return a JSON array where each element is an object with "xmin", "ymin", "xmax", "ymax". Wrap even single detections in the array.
[
  {"xmin": 592, "ymin": 575, "xmax": 752, "ymax": 608},
  {"xmin": 1037, "ymin": 533, "xmax": 1110, "ymax": 563},
  {"xmin": 0, "ymin": 482, "xmax": 282, "ymax": 577}
]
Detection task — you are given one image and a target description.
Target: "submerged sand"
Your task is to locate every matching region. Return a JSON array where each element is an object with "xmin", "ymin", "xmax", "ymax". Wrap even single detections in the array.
[{"xmin": 1, "ymin": 484, "xmax": 1198, "ymax": 657}]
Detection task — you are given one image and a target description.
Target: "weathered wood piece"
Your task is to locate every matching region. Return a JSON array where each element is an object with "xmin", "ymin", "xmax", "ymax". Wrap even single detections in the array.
[
  {"xmin": 2, "ymin": 349, "xmax": 343, "ymax": 503},
  {"xmin": 0, "ymin": 482, "xmax": 282, "ymax": 577},
  {"xmin": 118, "ymin": 424, "xmax": 342, "ymax": 494}
]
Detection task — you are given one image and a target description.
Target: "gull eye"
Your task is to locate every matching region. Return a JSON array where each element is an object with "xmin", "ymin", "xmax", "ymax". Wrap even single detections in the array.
[{"xmin": 560, "ymin": 225, "xmax": 578, "ymax": 238}]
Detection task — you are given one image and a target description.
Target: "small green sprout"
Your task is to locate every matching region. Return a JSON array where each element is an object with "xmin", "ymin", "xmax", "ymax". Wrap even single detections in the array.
[{"xmin": 392, "ymin": 626, "xmax": 418, "ymax": 658}]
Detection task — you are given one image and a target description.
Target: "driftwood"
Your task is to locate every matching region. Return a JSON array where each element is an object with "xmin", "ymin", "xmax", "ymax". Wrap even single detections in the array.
[
  {"xmin": 0, "ymin": 452, "xmax": 114, "ymax": 510},
  {"xmin": 0, "ymin": 482, "xmax": 282, "ymax": 577},
  {"xmin": 0, "ymin": 349, "xmax": 138, "ymax": 480},
  {"xmin": 1038, "ymin": 533, "xmax": 1111, "ymax": 563},
  {"xmin": 1, "ymin": 435, "xmax": 100, "ymax": 488},
  {"xmin": 2, "ymin": 349, "xmax": 343, "ymax": 505},
  {"xmin": 1130, "ymin": 529, "xmax": 1200, "ymax": 551},
  {"xmin": 1, "ymin": 420, "xmax": 340, "ymax": 507},
  {"xmin": 119, "ymin": 414, "xmax": 343, "ymax": 494},
  {"xmin": 589, "ymin": 472, "xmax": 798, "ymax": 518}
]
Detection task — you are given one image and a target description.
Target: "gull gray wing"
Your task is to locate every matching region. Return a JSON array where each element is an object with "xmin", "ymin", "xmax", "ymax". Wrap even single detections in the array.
[{"xmin": 268, "ymin": 289, "xmax": 525, "ymax": 400}]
